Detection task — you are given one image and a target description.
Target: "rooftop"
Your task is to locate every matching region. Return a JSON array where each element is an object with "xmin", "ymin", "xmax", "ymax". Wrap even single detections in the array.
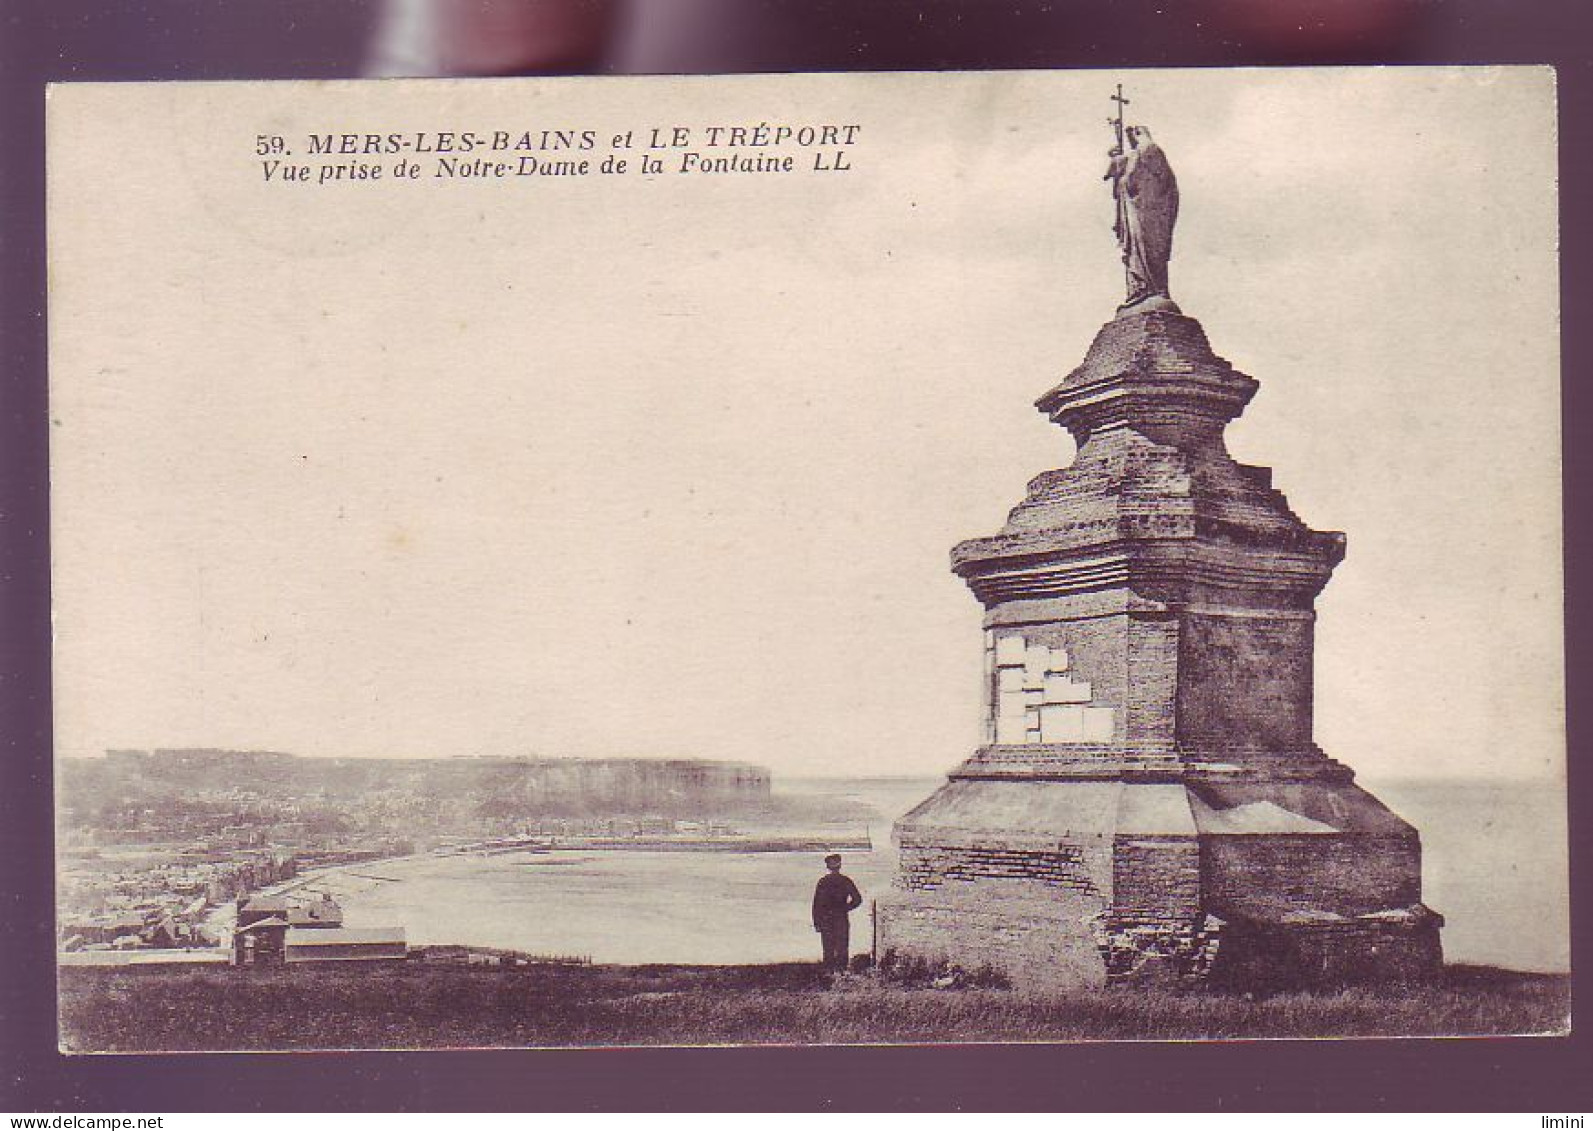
[{"xmin": 285, "ymin": 927, "xmax": 405, "ymax": 946}]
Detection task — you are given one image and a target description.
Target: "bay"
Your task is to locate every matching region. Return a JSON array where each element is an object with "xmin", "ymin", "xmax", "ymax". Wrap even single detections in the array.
[{"xmin": 316, "ymin": 775, "xmax": 1567, "ymax": 973}]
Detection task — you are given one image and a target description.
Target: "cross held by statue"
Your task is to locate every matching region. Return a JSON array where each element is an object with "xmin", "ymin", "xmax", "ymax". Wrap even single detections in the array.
[{"xmin": 1109, "ymin": 84, "xmax": 1131, "ymax": 150}]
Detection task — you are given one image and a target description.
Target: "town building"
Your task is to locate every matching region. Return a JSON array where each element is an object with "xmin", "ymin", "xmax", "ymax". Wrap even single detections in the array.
[
  {"xmin": 283, "ymin": 927, "xmax": 407, "ymax": 963},
  {"xmin": 233, "ymin": 916, "xmax": 289, "ymax": 965},
  {"xmin": 233, "ymin": 894, "xmax": 402, "ymax": 965}
]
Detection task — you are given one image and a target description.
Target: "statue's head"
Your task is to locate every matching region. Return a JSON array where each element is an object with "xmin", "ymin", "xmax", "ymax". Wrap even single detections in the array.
[{"xmin": 1128, "ymin": 125, "xmax": 1153, "ymax": 148}]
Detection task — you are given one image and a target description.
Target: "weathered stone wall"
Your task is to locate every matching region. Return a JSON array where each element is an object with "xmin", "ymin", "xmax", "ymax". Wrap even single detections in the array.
[
  {"xmin": 1178, "ymin": 613, "xmax": 1315, "ymax": 749},
  {"xmin": 875, "ymin": 881, "xmax": 1109, "ymax": 989},
  {"xmin": 980, "ymin": 610, "xmax": 1186, "ymax": 754},
  {"xmin": 900, "ymin": 842, "xmax": 1105, "ymax": 895},
  {"xmin": 886, "ymin": 819, "xmax": 1434, "ymax": 988},
  {"xmin": 1211, "ymin": 909, "xmax": 1443, "ymax": 987},
  {"xmin": 1112, "ymin": 834, "xmax": 1200, "ymax": 921},
  {"xmin": 1202, "ymin": 833, "xmax": 1422, "ymax": 920},
  {"xmin": 1125, "ymin": 614, "xmax": 1180, "ymax": 748},
  {"xmin": 987, "ymin": 620, "xmax": 1126, "ymax": 747}
]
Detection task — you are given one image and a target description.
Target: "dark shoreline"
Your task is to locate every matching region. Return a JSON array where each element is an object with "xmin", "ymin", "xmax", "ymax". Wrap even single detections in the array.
[{"xmin": 469, "ymin": 836, "xmax": 875, "ymax": 856}]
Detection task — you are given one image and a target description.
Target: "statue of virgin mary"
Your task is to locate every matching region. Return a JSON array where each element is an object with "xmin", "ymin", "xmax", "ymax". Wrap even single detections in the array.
[{"xmin": 1107, "ymin": 125, "xmax": 1179, "ymax": 308}]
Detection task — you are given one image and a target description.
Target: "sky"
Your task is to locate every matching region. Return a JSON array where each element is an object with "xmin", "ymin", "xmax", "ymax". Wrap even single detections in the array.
[{"xmin": 48, "ymin": 67, "xmax": 1561, "ymax": 780}]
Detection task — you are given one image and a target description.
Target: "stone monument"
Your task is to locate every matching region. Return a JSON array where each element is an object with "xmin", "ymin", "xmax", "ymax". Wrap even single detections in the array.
[{"xmin": 875, "ymin": 95, "xmax": 1443, "ymax": 989}]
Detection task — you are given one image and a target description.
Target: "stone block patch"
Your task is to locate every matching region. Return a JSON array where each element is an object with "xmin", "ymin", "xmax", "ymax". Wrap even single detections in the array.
[{"xmin": 987, "ymin": 633, "xmax": 1112, "ymax": 745}]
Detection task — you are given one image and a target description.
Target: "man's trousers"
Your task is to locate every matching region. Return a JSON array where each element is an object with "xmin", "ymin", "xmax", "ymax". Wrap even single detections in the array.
[{"xmin": 818, "ymin": 919, "xmax": 850, "ymax": 972}]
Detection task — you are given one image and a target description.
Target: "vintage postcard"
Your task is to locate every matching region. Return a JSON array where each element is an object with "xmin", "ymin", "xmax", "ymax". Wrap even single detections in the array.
[{"xmin": 46, "ymin": 66, "xmax": 1566, "ymax": 1052}]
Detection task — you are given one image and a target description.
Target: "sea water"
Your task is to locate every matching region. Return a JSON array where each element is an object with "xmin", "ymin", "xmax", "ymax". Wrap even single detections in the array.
[{"xmin": 319, "ymin": 776, "xmax": 1567, "ymax": 972}]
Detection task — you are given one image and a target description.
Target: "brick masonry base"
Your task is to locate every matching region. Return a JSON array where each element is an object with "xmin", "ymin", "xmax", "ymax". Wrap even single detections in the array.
[
  {"xmin": 1208, "ymin": 909, "xmax": 1444, "ymax": 988},
  {"xmin": 876, "ymin": 881, "xmax": 1110, "ymax": 989},
  {"xmin": 877, "ymin": 779, "xmax": 1443, "ymax": 990},
  {"xmin": 877, "ymin": 868, "xmax": 1442, "ymax": 991}
]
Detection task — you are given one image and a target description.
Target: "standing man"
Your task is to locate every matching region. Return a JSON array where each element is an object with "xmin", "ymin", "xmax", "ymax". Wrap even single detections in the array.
[{"xmin": 811, "ymin": 853, "xmax": 863, "ymax": 974}]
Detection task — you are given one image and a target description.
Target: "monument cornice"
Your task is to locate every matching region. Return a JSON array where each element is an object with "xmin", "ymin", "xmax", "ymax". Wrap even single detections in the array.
[
  {"xmin": 950, "ymin": 533, "xmax": 1344, "ymax": 607},
  {"xmin": 1036, "ymin": 367, "xmax": 1260, "ymax": 439},
  {"xmin": 1034, "ymin": 309, "xmax": 1260, "ymax": 441},
  {"xmin": 947, "ymin": 742, "xmax": 1357, "ymax": 784}
]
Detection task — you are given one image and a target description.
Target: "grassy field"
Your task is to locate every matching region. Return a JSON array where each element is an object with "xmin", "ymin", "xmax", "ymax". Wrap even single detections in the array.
[{"xmin": 57, "ymin": 960, "xmax": 1569, "ymax": 1051}]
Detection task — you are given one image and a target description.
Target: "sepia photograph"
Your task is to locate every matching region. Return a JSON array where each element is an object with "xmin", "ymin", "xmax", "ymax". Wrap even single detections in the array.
[{"xmin": 44, "ymin": 65, "xmax": 1565, "ymax": 1053}]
